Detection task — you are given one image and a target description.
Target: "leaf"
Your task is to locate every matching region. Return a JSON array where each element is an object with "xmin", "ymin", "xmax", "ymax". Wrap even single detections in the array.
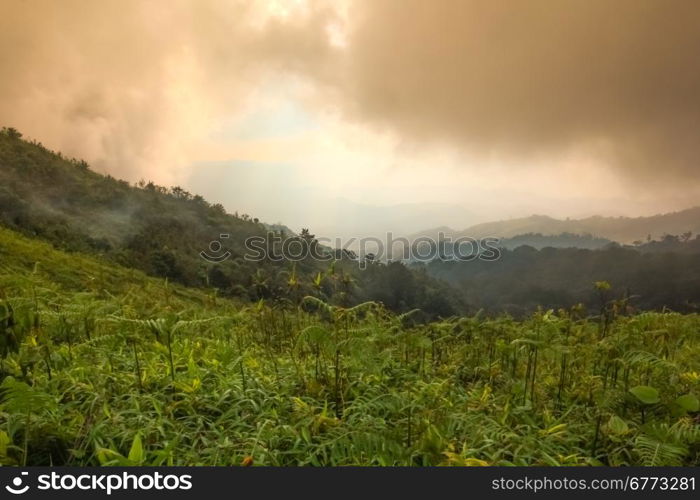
[
  {"xmin": 300, "ymin": 426, "xmax": 311, "ymax": 444},
  {"xmin": 96, "ymin": 447, "xmax": 125, "ymax": 466},
  {"xmin": 128, "ymin": 434, "xmax": 144, "ymax": 464},
  {"xmin": 675, "ymin": 394, "xmax": 699, "ymax": 412},
  {"xmin": 0, "ymin": 377, "xmax": 54, "ymax": 414},
  {"xmin": 634, "ymin": 433, "xmax": 687, "ymax": 466},
  {"xmin": 441, "ymin": 450, "xmax": 489, "ymax": 466},
  {"xmin": 606, "ymin": 415, "xmax": 629, "ymax": 435},
  {"xmin": 462, "ymin": 457, "xmax": 489, "ymax": 466},
  {"xmin": 540, "ymin": 423, "xmax": 567, "ymax": 436},
  {"xmin": 0, "ymin": 430, "xmax": 9, "ymax": 457},
  {"xmin": 629, "ymin": 385, "xmax": 660, "ymax": 404}
]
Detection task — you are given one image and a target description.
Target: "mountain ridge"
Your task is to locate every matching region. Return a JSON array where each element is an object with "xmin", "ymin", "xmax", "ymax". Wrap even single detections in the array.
[{"xmin": 409, "ymin": 207, "xmax": 700, "ymax": 244}]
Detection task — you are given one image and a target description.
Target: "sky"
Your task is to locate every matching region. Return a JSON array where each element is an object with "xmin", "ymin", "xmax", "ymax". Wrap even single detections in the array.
[{"xmin": 2, "ymin": 0, "xmax": 700, "ymax": 237}]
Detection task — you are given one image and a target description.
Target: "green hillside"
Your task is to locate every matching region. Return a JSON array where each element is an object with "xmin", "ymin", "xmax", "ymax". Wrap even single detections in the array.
[
  {"xmin": 0, "ymin": 226, "xmax": 215, "ymax": 307},
  {"xmin": 0, "ymin": 127, "xmax": 461, "ymax": 317},
  {"xmin": 0, "ymin": 226, "xmax": 698, "ymax": 466},
  {"xmin": 5, "ymin": 127, "xmax": 700, "ymax": 316}
]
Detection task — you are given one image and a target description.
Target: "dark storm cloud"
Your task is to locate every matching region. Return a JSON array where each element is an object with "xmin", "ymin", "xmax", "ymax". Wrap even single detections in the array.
[
  {"xmin": 332, "ymin": 0, "xmax": 700, "ymax": 184},
  {"xmin": 1, "ymin": 0, "xmax": 699, "ymax": 189}
]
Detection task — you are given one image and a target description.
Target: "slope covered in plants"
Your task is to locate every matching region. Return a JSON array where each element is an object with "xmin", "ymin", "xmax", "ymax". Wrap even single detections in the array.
[
  {"xmin": 0, "ymin": 226, "xmax": 698, "ymax": 466},
  {"xmin": 0, "ymin": 127, "xmax": 461, "ymax": 317}
]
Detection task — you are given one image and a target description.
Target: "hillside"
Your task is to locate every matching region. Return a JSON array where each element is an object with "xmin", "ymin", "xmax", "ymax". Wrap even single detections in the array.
[
  {"xmin": 0, "ymin": 225, "xmax": 219, "ymax": 311},
  {"xmin": 0, "ymin": 128, "xmax": 460, "ymax": 317},
  {"xmin": 498, "ymin": 232, "xmax": 612, "ymax": 250},
  {"xmin": 4, "ymin": 127, "xmax": 700, "ymax": 317},
  {"xmin": 422, "ymin": 244, "xmax": 700, "ymax": 316},
  {"xmin": 0, "ymin": 224, "xmax": 698, "ymax": 466},
  {"xmin": 0, "ymin": 127, "xmax": 270, "ymax": 283}
]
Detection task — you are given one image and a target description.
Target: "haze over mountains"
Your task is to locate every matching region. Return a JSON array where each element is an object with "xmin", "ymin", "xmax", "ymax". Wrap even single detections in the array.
[
  {"xmin": 305, "ymin": 199, "xmax": 477, "ymax": 242},
  {"xmin": 3, "ymin": 127, "xmax": 700, "ymax": 315},
  {"xmin": 410, "ymin": 208, "xmax": 700, "ymax": 246}
]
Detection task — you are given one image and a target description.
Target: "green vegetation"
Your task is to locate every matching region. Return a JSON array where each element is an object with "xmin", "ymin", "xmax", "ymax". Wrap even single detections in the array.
[
  {"xmin": 0, "ymin": 127, "xmax": 460, "ymax": 318},
  {"xmin": 424, "ymin": 243, "xmax": 700, "ymax": 315},
  {"xmin": 0, "ymin": 127, "xmax": 699, "ymax": 466},
  {"xmin": 4, "ymin": 127, "xmax": 700, "ymax": 317},
  {"xmin": 0, "ymin": 227, "xmax": 698, "ymax": 466}
]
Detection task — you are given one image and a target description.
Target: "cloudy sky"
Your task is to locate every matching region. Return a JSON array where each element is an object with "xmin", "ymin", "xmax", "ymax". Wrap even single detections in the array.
[{"xmin": 2, "ymin": 0, "xmax": 699, "ymax": 236}]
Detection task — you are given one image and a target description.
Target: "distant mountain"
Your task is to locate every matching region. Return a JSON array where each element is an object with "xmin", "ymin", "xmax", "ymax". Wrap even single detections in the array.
[
  {"xmin": 498, "ymin": 232, "xmax": 612, "ymax": 250},
  {"xmin": 410, "ymin": 208, "xmax": 700, "ymax": 245}
]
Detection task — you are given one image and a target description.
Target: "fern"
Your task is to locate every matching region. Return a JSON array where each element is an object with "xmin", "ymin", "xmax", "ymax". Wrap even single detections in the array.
[{"xmin": 633, "ymin": 425, "xmax": 689, "ymax": 466}]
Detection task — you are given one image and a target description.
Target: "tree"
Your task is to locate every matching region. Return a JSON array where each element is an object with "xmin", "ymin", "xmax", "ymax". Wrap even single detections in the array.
[
  {"xmin": 2, "ymin": 127, "xmax": 22, "ymax": 140},
  {"xmin": 300, "ymin": 228, "xmax": 315, "ymax": 242}
]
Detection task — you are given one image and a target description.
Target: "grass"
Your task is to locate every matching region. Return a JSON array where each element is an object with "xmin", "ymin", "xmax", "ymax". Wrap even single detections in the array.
[{"xmin": 0, "ymin": 226, "xmax": 698, "ymax": 466}]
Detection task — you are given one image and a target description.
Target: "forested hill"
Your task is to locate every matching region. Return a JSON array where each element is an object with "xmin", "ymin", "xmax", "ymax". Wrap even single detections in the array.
[
  {"xmin": 3, "ymin": 127, "xmax": 700, "ymax": 317},
  {"xmin": 0, "ymin": 127, "xmax": 461, "ymax": 317},
  {"xmin": 422, "ymin": 244, "xmax": 700, "ymax": 316},
  {"xmin": 0, "ymin": 128, "xmax": 268, "ymax": 265},
  {"xmin": 0, "ymin": 128, "xmax": 286, "ymax": 287}
]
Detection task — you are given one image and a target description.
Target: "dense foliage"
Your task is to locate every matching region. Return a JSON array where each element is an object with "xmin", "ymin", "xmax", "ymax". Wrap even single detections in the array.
[
  {"xmin": 4, "ymin": 128, "xmax": 700, "ymax": 320},
  {"xmin": 0, "ymin": 227, "xmax": 698, "ymax": 466},
  {"xmin": 423, "ymin": 243, "xmax": 700, "ymax": 315}
]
